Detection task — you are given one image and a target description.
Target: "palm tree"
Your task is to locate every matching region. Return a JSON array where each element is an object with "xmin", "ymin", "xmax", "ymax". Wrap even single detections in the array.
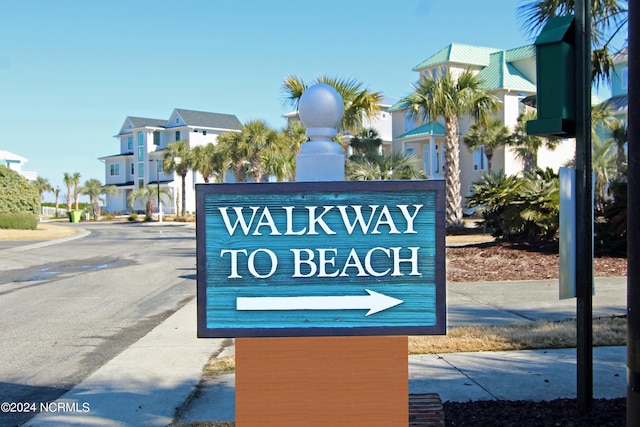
[
  {"xmin": 35, "ymin": 176, "xmax": 53, "ymax": 202},
  {"xmin": 164, "ymin": 140, "xmax": 192, "ymax": 217},
  {"xmin": 216, "ymin": 131, "xmax": 248, "ymax": 183},
  {"xmin": 258, "ymin": 122, "xmax": 307, "ymax": 182},
  {"xmin": 242, "ymin": 119, "xmax": 278, "ymax": 182},
  {"xmin": 608, "ymin": 119, "xmax": 627, "ymax": 179},
  {"xmin": 192, "ymin": 143, "xmax": 226, "ymax": 183},
  {"xmin": 216, "ymin": 120, "xmax": 277, "ymax": 183},
  {"xmin": 518, "ymin": 0, "xmax": 627, "ymax": 85},
  {"xmin": 63, "ymin": 172, "xmax": 74, "ymax": 210},
  {"xmin": 54, "ymin": 187, "xmax": 60, "ymax": 217},
  {"xmin": 403, "ymin": 68, "xmax": 500, "ymax": 227},
  {"xmin": 349, "ymin": 128, "xmax": 384, "ymax": 159},
  {"xmin": 346, "ymin": 153, "xmax": 427, "ymax": 181},
  {"xmin": 127, "ymin": 186, "xmax": 173, "ymax": 220},
  {"xmin": 81, "ymin": 179, "xmax": 117, "ymax": 220},
  {"xmin": 463, "ymin": 118, "xmax": 512, "ymax": 172},
  {"xmin": 510, "ymin": 109, "xmax": 560, "ymax": 172},
  {"xmin": 72, "ymin": 172, "xmax": 81, "ymax": 211},
  {"xmin": 592, "ymin": 135, "xmax": 617, "ymax": 205},
  {"xmin": 281, "ymin": 75, "xmax": 383, "ymax": 135}
]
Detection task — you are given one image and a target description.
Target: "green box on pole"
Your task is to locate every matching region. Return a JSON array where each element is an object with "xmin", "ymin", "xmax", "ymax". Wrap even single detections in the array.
[{"xmin": 526, "ymin": 15, "xmax": 576, "ymax": 138}]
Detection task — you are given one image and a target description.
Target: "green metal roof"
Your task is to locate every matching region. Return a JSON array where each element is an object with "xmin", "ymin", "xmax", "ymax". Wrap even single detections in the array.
[
  {"xmin": 478, "ymin": 50, "xmax": 536, "ymax": 92},
  {"xmin": 396, "ymin": 121, "xmax": 446, "ymax": 139},
  {"xmin": 505, "ymin": 45, "xmax": 535, "ymax": 62},
  {"xmin": 387, "ymin": 99, "xmax": 411, "ymax": 112},
  {"xmin": 413, "ymin": 43, "xmax": 501, "ymax": 70}
]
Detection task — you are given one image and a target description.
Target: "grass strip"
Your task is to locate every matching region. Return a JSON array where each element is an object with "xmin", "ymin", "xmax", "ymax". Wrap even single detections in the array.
[{"xmin": 202, "ymin": 316, "xmax": 626, "ymax": 377}]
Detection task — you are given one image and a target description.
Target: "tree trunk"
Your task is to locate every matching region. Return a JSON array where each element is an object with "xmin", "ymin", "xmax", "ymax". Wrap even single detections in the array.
[
  {"xmin": 175, "ymin": 188, "xmax": 181, "ymax": 217},
  {"xmin": 181, "ymin": 173, "xmax": 187, "ymax": 217},
  {"xmin": 485, "ymin": 146, "xmax": 493, "ymax": 172},
  {"xmin": 234, "ymin": 161, "xmax": 248, "ymax": 183},
  {"xmin": 146, "ymin": 198, "xmax": 153, "ymax": 219},
  {"xmin": 444, "ymin": 116, "xmax": 463, "ymax": 228},
  {"xmin": 93, "ymin": 201, "xmax": 101, "ymax": 221},
  {"xmin": 617, "ymin": 144, "xmax": 626, "ymax": 181}
]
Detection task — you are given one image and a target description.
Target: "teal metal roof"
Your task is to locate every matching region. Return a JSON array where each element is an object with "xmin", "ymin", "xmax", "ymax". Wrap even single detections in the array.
[
  {"xmin": 388, "ymin": 99, "xmax": 411, "ymax": 112},
  {"xmin": 413, "ymin": 43, "xmax": 501, "ymax": 70},
  {"xmin": 505, "ymin": 45, "xmax": 535, "ymax": 62},
  {"xmin": 477, "ymin": 51, "xmax": 536, "ymax": 92},
  {"xmin": 396, "ymin": 121, "xmax": 446, "ymax": 139}
]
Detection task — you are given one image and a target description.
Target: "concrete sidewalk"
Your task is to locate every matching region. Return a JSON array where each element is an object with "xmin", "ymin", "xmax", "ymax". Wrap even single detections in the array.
[{"xmin": 22, "ymin": 276, "xmax": 627, "ymax": 426}]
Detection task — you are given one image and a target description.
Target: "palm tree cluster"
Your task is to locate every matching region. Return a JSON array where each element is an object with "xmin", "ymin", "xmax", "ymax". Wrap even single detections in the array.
[
  {"xmin": 467, "ymin": 168, "xmax": 560, "ymax": 241},
  {"xmin": 345, "ymin": 128, "xmax": 426, "ymax": 181},
  {"xmin": 468, "ymin": 112, "xmax": 627, "ymax": 248},
  {"xmin": 35, "ymin": 174, "xmax": 117, "ymax": 220}
]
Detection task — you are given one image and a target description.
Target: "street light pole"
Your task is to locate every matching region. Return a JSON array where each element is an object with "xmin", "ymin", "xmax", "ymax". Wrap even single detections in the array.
[{"xmin": 157, "ymin": 159, "xmax": 163, "ymax": 223}]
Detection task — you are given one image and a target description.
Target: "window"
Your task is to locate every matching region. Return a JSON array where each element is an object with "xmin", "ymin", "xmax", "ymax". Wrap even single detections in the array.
[
  {"xmin": 406, "ymin": 147, "xmax": 415, "ymax": 156},
  {"xmin": 138, "ymin": 179, "xmax": 144, "ymax": 189},
  {"xmin": 473, "ymin": 146, "xmax": 487, "ymax": 171},
  {"xmin": 175, "ymin": 130, "xmax": 180, "ymax": 141},
  {"xmin": 203, "ymin": 130, "xmax": 207, "ymax": 136},
  {"xmin": 403, "ymin": 111, "xmax": 415, "ymax": 132},
  {"xmin": 137, "ymin": 131, "xmax": 143, "ymax": 146},
  {"xmin": 138, "ymin": 147, "xmax": 144, "ymax": 162},
  {"xmin": 153, "ymin": 131, "xmax": 160, "ymax": 146},
  {"xmin": 127, "ymin": 136, "xmax": 133, "ymax": 150},
  {"xmin": 110, "ymin": 164, "xmax": 120, "ymax": 176},
  {"xmin": 622, "ymin": 67, "xmax": 628, "ymax": 90},
  {"xmin": 176, "ymin": 117, "xmax": 179, "ymax": 124},
  {"xmin": 138, "ymin": 162, "xmax": 144, "ymax": 177},
  {"xmin": 131, "ymin": 164, "xmax": 134, "ymax": 175}
]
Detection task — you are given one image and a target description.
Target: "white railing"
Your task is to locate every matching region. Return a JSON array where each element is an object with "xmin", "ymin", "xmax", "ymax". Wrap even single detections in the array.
[{"xmin": 41, "ymin": 207, "xmax": 68, "ymax": 217}]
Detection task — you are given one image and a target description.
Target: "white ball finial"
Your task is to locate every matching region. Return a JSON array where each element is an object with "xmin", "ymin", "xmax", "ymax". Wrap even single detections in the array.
[
  {"xmin": 297, "ymin": 84, "xmax": 344, "ymax": 155},
  {"xmin": 295, "ymin": 83, "xmax": 346, "ymax": 181},
  {"xmin": 298, "ymin": 83, "xmax": 344, "ymax": 130}
]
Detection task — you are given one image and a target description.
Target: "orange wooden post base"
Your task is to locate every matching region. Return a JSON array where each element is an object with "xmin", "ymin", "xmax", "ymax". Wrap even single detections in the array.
[{"xmin": 236, "ymin": 336, "xmax": 408, "ymax": 426}]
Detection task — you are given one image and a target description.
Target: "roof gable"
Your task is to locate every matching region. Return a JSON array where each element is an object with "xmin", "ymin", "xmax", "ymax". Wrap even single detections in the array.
[
  {"xmin": 397, "ymin": 121, "xmax": 446, "ymax": 139},
  {"xmin": 0, "ymin": 150, "xmax": 28, "ymax": 164},
  {"xmin": 169, "ymin": 108, "xmax": 242, "ymax": 130},
  {"xmin": 613, "ymin": 47, "xmax": 628, "ymax": 64},
  {"xmin": 477, "ymin": 50, "xmax": 536, "ymax": 92},
  {"xmin": 413, "ymin": 43, "xmax": 501, "ymax": 70},
  {"xmin": 118, "ymin": 116, "xmax": 165, "ymax": 135}
]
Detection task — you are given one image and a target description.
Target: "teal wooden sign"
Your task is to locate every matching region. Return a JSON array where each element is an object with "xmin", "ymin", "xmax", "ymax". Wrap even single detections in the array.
[{"xmin": 196, "ymin": 180, "xmax": 445, "ymax": 338}]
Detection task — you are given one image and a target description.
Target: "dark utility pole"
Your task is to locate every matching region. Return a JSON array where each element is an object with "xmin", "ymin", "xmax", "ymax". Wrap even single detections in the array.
[
  {"xmin": 628, "ymin": 1, "xmax": 639, "ymax": 425},
  {"xmin": 574, "ymin": 0, "xmax": 593, "ymax": 413}
]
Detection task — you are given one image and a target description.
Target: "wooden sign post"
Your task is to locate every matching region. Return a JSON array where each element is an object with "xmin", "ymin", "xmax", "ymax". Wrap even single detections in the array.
[{"xmin": 196, "ymin": 84, "xmax": 446, "ymax": 425}]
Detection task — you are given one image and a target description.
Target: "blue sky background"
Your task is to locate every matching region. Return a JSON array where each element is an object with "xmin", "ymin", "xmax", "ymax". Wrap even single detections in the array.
[{"xmin": 0, "ymin": 1, "xmax": 617, "ymax": 201}]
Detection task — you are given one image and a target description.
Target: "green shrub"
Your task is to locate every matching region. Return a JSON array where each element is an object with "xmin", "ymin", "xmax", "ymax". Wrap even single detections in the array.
[
  {"xmin": 0, "ymin": 166, "xmax": 40, "ymax": 217},
  {"xmin": 0, "ymin": 212, "xmax": 38, "ymax": 229},
  {"xmin": 128, "ymin": 212, "xmax": 138, "ymax": 222}
]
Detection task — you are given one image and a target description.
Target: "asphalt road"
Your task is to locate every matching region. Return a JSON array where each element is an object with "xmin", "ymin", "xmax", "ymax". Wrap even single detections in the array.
[{"xmin": 0, "ymin": 222, "xmax": 197, "ymax": 426}]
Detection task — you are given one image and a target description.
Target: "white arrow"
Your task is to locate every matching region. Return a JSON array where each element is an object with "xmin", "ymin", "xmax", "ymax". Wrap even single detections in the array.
[{"xmin": 236, "ymin": 289, "xmax": 403, "ymax": 317}]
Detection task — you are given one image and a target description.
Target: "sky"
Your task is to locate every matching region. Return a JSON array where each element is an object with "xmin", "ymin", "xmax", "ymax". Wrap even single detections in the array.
[{"xmin": 0, "ymin": 0, "xmax": 617, "ymax": 202}]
